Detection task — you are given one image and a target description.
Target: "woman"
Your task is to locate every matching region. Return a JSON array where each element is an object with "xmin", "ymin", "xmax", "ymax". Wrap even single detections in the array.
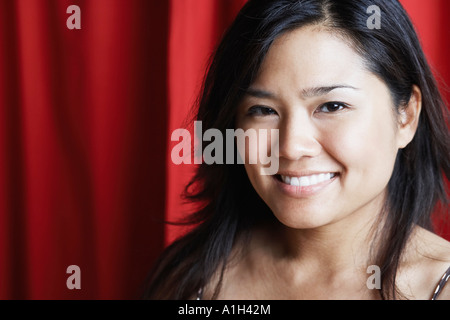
[{"xmin": 144, "ymin": 0, "xmax": 450, "ymax": 299}]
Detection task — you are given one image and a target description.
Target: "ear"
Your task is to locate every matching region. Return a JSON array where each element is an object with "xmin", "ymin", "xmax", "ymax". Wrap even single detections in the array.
[{"xmin": 396, "ymin": 85, "xmax": 422, "ymax": 149}]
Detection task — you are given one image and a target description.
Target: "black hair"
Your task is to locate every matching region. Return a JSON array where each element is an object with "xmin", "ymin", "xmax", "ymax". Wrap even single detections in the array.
[{"xmin": 143, "ymin": 0, "xmax": 450, "ymax": 299}]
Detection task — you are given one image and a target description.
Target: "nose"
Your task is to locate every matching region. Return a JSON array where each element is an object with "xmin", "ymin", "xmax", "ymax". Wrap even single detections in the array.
[{"xmin": 277, "ymin": 114, "xmax": 321, "ymax": 161}]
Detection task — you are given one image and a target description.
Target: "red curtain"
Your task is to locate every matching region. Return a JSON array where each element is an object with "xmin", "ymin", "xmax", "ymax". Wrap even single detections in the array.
[{"xmin": 0, "ymin": 0, "xmax": 448, "ymax": 300}]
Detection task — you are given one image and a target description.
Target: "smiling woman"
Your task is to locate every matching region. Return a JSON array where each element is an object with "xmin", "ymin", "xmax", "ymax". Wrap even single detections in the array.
[
  {"xmin": 144, "ymin": 0, "xmax": 450, "ymax": 300},
  {"xmin": 235, "ymin": 26, "xmax": 415, "ymax": 231}
]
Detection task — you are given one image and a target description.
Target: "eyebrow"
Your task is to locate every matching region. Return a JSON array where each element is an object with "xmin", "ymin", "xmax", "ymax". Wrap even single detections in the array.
[
  {"xmin": 301, "ymin": 85, "xmax": 359, "ymax": 98},
  {"xmin": 245, "ymin": 85, "xmax": 359, "ymax": 99},
  {"xmin": 245, "ymin": 88, "xmax": 276, "ymax": 99}
]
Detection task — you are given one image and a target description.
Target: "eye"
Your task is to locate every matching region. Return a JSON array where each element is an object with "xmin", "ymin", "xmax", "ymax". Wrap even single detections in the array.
[
  {"xmin": 316, "ymin": 102, "xmax": 348, "ymax": 113},
  {"xmin": 247, "ymin": 105, "xmax": 278, "ymax": 117}
]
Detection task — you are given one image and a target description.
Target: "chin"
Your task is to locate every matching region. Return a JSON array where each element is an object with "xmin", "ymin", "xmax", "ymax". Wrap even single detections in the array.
[{"xmin": 270, "ymin": 205, "xmax": 338, "ymax": 230}]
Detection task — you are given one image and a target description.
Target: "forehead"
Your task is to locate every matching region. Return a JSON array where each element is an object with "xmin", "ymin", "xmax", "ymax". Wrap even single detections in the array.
[{"xmin": 253, "ymin": 25, "xmax": 368, "ymax": 89}]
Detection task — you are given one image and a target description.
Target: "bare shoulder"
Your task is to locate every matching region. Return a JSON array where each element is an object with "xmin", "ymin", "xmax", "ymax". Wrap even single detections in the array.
[
  {"xmin": 416, "ymin": 227, "xmax": 450, "ymax": 300},
  {"xmin": 400, "ymin": 226, "xmax": 450, "ymax": 299},
  {"xmin": 413, "ymin": 226, "xmax": 450, "ymax": 263}
]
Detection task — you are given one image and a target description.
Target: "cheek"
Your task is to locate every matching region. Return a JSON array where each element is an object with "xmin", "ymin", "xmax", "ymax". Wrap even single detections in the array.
[
  {"xmin": 323, "ymin": 115, "xmax": 399, "ymax": 186},
  {"xmin": 236, "ymin": 123, "xmax": 278, "ymax": 166}
]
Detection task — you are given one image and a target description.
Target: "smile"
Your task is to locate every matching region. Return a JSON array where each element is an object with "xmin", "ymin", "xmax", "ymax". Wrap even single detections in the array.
[
  {"xmin": 273, "ymin": 171, "xmax": 340, "ymax": 197},
  {"xmin": 277, "ymin": 173, "xmax": 338, "ymax": 187}
]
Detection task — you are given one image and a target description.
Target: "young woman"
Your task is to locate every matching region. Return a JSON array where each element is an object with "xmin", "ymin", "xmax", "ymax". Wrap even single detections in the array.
[{"xmin": 144, "ymin": 0, "xmax": 450, "ymax": 299}]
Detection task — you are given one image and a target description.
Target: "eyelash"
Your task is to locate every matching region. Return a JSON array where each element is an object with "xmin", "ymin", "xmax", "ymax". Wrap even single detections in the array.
[
  {"xmin": 315, "ymin": 102, "xmax": 349, "ymax": 113},
  {"xmin": 246, "ymin": 102, "xmax": 349, "ymax": 116},
  {"xmin": 246, "ymin": 105, "xmax": 277, "ymax": 116}
]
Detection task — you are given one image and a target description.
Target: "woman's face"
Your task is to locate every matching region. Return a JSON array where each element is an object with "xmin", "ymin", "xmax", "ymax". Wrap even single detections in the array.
[{"xmin": 235, "ymin": 25, "xmax": 410, "ymax": 230}]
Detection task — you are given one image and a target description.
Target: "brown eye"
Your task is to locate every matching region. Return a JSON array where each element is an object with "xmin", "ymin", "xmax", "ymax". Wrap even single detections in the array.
[
  {"xmin": 247, "ymin": 106, "xmax": 277, "ymax": 116},
  {"xmin": 317, "ymin": 102, "xmax": 348, "ymax": 113}
]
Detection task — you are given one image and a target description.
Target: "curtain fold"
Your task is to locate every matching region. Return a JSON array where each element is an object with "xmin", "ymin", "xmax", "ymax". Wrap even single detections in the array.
[
  {"xmin": 0, "ymin": 0, "xmax": 448, "ymax": 299},
  {"xmin": 0, "ymin": 0, "xmax": 169, "ymax": 299}
]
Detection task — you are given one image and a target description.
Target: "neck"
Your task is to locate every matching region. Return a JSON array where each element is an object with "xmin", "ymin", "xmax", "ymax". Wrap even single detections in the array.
[{"xmin": 261, "ymin": 194, "xmax": 386, "ymax": 276}]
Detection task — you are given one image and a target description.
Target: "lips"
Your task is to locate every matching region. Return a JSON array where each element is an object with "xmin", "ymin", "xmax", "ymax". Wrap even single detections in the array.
[{"xmin": 277, "ymin": 173, "xmax": 338, "ymax": 187}]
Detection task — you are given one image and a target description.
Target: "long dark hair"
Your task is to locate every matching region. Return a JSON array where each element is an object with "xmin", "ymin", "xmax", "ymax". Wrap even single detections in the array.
[{"xmin": 144, "ymin": 0, "xmax": 450, "ymax": 299}]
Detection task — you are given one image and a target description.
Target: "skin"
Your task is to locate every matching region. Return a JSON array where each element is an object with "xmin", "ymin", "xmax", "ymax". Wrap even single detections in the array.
[{"xmin": 202, "ymin": 25, "xmax": 450, "ymax": 300}]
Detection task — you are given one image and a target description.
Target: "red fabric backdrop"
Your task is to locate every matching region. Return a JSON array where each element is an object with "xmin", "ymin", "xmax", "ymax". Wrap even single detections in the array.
[{"xmin": 0, "ymin": 0, "xmax": 448, "ymax": 299}]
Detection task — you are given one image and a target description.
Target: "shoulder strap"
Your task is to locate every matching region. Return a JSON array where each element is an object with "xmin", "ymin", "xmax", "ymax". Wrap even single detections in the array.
[{"xmin": 431, "ymin": 266, "xmax": 450, "ymax": 300}]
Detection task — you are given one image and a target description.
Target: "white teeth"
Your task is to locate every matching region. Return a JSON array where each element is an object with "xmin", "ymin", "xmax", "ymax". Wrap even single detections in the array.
[
  {"xmin": 290, "ymin": 177, "xmax": 299, "ymax": 186},
  {"xmin": 280, "ymin": 173, "xmax": 336, "ymax": 187},
  {"xmin": 285, "ymin": 176, "xmax": 291, "ymax": 185},
  {"xmin": 299, "ymin": 176, "xmax": 309, "ymax": 187}
]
